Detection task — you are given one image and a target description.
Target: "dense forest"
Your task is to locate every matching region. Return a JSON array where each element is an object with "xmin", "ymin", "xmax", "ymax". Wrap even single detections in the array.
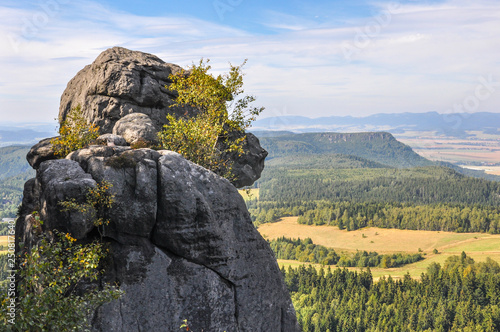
[
  {"xmin": 0, "ymin": 254, "xmax": 9, "ymax": 286},
  {"xmin": 257, "ymin": 167, "xmax": 500, "ymax": 206},
  {"xmin": 0, "ymin": 146, "xmax": 32, "ymax": 180},
  {"xmin": 264, "ymin": 153, "xmax": 388, "ymax": 170},
  {"xmin": 0, "ymin": 172, "xmax": 32, "ymax": 219},
  {"xmin": 260, "ymin": 132, "xmax": 433, "ymax": 168},
  {"xmin": 0, "ymin": 222, "xmax": 12, "ymax": 236},
  {"xmin": 284, "ymin": 254, "xmax": 500, "ymax": 331},
  {"xmin": 295, "ymin": 201, "xmax": 500, "ymax": 233},
  {"xmin": 0, "ymin": 146, "xmax": 33, "ymax": 218},
  {"xmin": 248, "ymin": 143, "xmax": 500, "ymax": 234},
  {"xmin": 258, "ymin": 131, "xmax": 500, "ymax": 181},
  {"xmin": 269, "ymin": 237, "xmax": 423, "ymax": 268}
]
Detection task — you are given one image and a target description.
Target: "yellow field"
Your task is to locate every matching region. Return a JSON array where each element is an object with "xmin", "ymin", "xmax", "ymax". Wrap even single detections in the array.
[
  {"xmin": 413, "ymin": 149, "xmax": 500, "ymax": 164},
  {"xmin": 398, "ymin": 135, "xmax": 500, "ymax": 164},
  {"xmin": 261, "ymin": 217, "xmax": 500, "ymax": 279},
  {"xmin": 238, "ymin": 188, "xmax": 260, "ymax": 201},
  {"xmin": 460, "ymin": 165, "xmax": 500, "ymax": 175},
  {"xmin": 0, "ymin": 235, "xmax": 9, "ymax": 254}
]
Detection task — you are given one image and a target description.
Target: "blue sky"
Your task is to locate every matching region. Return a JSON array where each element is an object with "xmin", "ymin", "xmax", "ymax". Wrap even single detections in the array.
[{"xmin": 1, "ymin": 0, "xmax": 500, "ymax": 122}]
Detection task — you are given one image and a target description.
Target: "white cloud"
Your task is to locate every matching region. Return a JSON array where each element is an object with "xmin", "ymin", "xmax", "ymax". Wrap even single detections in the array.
[{"xmin": 0, "ymin": 0, "xmax": 499, "ymax": 122}]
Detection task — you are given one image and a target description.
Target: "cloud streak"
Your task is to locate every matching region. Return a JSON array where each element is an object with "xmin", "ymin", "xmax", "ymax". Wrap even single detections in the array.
[{"xmin": 0, "ymin": 0, "xmax": 499, "ymax": 122}]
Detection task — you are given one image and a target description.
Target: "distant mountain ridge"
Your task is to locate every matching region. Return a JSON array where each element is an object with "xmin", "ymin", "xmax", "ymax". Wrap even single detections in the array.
[
  {"xmin": 260, "ymin": 131, "xmax": 433, "ymax": 168},
  {"xmin": 0, "ymin": 122, "xmax": 55, "ymax": 147},
  {"xmin": 251, "ymin": 111, "xmax": 500, "ymax": 136},
  {"xmin": 257, "ymin": 131, "xmax": 500, "ymax": 181}
]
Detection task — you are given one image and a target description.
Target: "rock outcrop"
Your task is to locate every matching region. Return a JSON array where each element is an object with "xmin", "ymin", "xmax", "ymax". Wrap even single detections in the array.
[
  {"xmin": 56, "ymin": 47, "xmax": 267, "ymax": 188},
  {"xmin": 18, "ymin": 146, "xmax": 299, "ymax": 331},
  {"xmin": 59, "ymin": 47, "xmax": 191, "ymax": 133},
  {"xmin": 223, "ymin": 130, "xmax": 267, "ymax": 188},
  {"xmin": 112, "ymin": 113, "xmax": 158, "ymax": 146},
  {"xmin": 26, "ymin": 137, "xmax": 58, "ymax": 169},
  {"xmin": 17, "ymin": 47, "xmax": 298, "ymax": 331}
]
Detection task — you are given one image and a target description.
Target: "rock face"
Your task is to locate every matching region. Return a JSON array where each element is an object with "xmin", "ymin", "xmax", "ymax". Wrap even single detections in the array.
[
  {"xmin": 112, "ymin": 113, "xmax": 158, "ymax": 146},
  {"xmin": 57, "ymin": 47, "xmax": 267, "ymax": 188},
  {"xmin": 17, "ymin": 47, "xmax": 292, "ymax": 330},
  {"xmin": 17, "ymin": 146, "xmax": 299, "ymax": 331},
  {"xmin": 26, "ymin": 137, "xmax": 58, "ymax": 169},
  {"xmin": 59, "ymin": 47, "xmax": 192, "ymax": 133},
  {"xmin": 223, "ymin": 131, "xmax": 267, "ymax": 188}
]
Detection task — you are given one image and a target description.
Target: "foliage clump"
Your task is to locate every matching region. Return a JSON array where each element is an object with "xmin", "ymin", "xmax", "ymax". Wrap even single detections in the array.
[
  {"xmin": 51, "ymin": 106, "xmax": 99, "ymax": 158},
  {"xmin": 1, "ymin": 180, "xmax": 120, "ymax": 330},
  {"xmin": 59, "ymin": 181, "xmax": 114, "ymax": 238},
  {"xmin": 158, "ymin": 59, "xmax": 263, "ymax": 179},
  {"xmin": 285, "ymin": 254, "xmax": 500, "ymax": 331},
  {"xmin": 0, "ymin": 230, "xmax": 122, "ymax": 331}
]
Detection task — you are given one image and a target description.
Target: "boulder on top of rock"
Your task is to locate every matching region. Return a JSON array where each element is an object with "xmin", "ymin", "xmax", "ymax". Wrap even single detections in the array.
[
  {"xmin": 112, "ymin": 113, "xmax": 158, "ymax": 146},
  {"xmin": 27, "ymin": 137, "xmax": 58, "ymax": 169}
]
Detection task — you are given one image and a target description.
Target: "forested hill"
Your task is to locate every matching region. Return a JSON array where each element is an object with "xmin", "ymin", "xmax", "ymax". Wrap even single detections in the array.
[
  {"xmin": 256, "ymin": 131, "xmax": 500, "ymax": 181},
  {"xmin": 259, "ymin": 132, "xmax": 433, "ymax": 168},
  {"xmin": 264, "ymin": 153, "xmax": 389, "ymax": 170},
  {"xmin": 0, "ymin": 146, "xmax": 34, "ymax": 218},
  {"xmin": 0, "ymin": 145, "xmax": 33, "ymax": 179},
  {"xmin": 257, "ymin": 166, "xmax": 500, "ymax": 206}
]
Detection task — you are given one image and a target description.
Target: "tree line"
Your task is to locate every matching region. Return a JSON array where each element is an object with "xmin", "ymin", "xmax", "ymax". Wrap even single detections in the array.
[
  {"xmin": 284, "ymin": 253, "xmax": 500, "ymax": 331},
  {"xmin": 257, "ymin": 167, "xmax": 500, "ymax": 206},
  {"xmin": 269, "ymin": 237, "xmax": 423, "ymax": 268},
  {"xmin": 297, "ymin": 201, "xmax": 500, "ymax": 233},
  {"xmin": 249, "ymin": 199, "xmax": 500, "ymax": 234}
]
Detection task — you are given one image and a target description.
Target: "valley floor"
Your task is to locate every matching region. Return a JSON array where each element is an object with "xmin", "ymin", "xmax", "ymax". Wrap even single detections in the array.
[
  {"xmin": 398, "ymin": 133, "xmax": 500, "ymax": 166},
  {"xmin": 259, "ymin": 217, "xmax": 500, "ymax": 280}
]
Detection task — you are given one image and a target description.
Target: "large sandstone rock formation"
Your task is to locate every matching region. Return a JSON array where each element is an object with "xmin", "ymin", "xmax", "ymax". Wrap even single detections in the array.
[
  {"xmin": 17, "ymin": 146, "xmax": 299, "ymax": 331},
  {"xmin": 17, "ymin": 47, "xmax": 298, "ymax": 331},
  {"xmin": 56, "ymin": 46, "xmax": 266, "ymax": 188}
]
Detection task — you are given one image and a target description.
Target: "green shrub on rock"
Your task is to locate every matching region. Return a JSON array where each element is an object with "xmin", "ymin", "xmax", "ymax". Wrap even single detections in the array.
[{"xmin": 51, "ymin": 106, "xmax": 100, "ymax": 158}]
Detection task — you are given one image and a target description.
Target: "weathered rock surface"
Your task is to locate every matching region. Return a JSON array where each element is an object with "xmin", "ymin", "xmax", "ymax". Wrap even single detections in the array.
[
  {"xmin": 59, "ymin": 47, "xmax": 192, "ymax": 133},
  {"xmin": 26, "ymin": 137, "xmax": 58, "ymax": 169},
  {"xmin": 17, "ymin": 145, "xmax": 299, "ymax": 331},
  {"xmin": 57, "ymin": 46, "xmax": 267, "ymax": 188},
  {"xmin": 95, "ymin": 134, "xmax": 128, "ymax": 147},
  {"xmin": 38, "ymin": 159, "xmax": 97, "ymax": 240},
  {"xmin": 68, "ymin": 146, "xmax": 160, "ymax": 239},
  {"xmin": 93, "ymin": 243, "xmax": 238, "ymax": 331},
  {"xmin": 112, "ymin": 113, "xmax": 158, "ymax": 146},
  {"xmin": 224, "ymin": 131, "xmax": 268, "ymax": 188}
]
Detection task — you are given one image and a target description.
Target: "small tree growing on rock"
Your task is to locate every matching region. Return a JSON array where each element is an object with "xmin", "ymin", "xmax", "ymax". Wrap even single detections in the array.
[
  {"xmin": 52, "ymin": 105, "xmax": 99, "ymax": 158},
  {"xmin": 158, "ymin": 59, "xmax": 264, "ymax": 180},
  {"xmin": 0, "ymin": 230, "xmax": 122, "ymax": 331},
  {"xmin": 59, "ymin": 181, "xmax": 115, "ymax": 240},
  {"xmin": 1, "ymin": 183, "xmax": 121, "ymax": 330}
]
